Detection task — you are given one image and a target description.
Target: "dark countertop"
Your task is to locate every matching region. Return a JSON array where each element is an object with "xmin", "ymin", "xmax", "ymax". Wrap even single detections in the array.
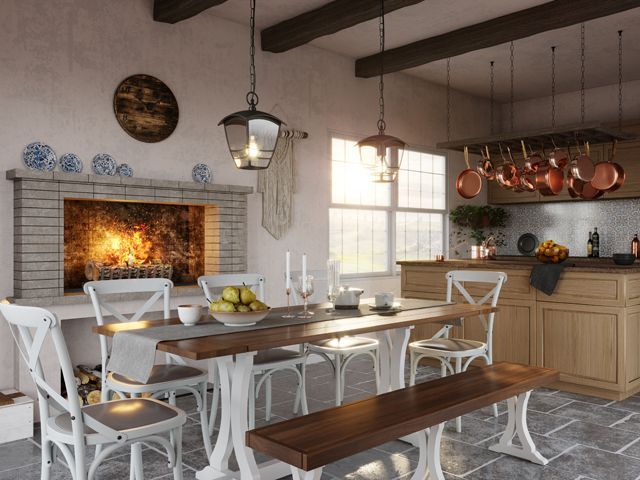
[{"xmin": 397, "ymin": 256, "xmax": 640, "ymax": 273}]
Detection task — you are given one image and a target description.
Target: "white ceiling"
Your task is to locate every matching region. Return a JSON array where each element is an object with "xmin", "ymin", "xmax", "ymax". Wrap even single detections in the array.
[{"xmin": 206, "ymin": 0, "xmax": 640, "ymax": 102}]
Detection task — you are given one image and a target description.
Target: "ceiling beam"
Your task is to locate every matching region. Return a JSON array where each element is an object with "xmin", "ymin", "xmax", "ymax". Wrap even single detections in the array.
[
  {"xmin": 355, "ymin": 0, "xmax": 640, "ymax": 78},
  {"xmin": 261, "ymin": 0, "xmax": 424, "ymax": 53},
  {"xmin": 153, "ymin": 0, "xmax": 228, "ymax": 24}
]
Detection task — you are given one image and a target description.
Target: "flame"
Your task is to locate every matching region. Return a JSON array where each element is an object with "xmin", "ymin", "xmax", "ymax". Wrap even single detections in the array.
[{"xmin": 94, "ymin": 223, "xmax": 156, "ymax": 266}]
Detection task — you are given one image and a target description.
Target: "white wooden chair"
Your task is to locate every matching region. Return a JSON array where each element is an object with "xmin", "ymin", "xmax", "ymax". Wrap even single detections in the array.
[
  {"xmin": 198, "ymin": 274, "xmax": 308, "ymax": 433},
  {"xmin": 84, "ymin": 278, "xmax": 212, "ymax": 463},
  {"xmin": 0, "ymin": 303, "xmax": 186, "ymax": 480},
  {"xmin": 408, "ymin": 270, "xmax": 507, "ymax": 432},
  {"xmin": 289, "ymin": 269, "xmax": 380, "ymax": 406}
]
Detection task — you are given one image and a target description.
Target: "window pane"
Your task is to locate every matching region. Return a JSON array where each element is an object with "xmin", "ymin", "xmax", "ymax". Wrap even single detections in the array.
[
  {"xmin": 398, "ymin": 150, "xmax": 446, "ymax": 210},
  {"xmin": 331, "ymin": 137, "xmax": 391, "ymax": 207},
  {"xmin": 330, "ymin": 208, "xmax": 388, "ymax": 275},
  {"xmin": 396, "ymin": 212, "xmax": 444, "ymax": 261}
]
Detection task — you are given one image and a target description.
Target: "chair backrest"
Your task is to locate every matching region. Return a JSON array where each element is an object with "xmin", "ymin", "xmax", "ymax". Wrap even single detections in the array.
[
  {"xmin": 198, "ymin": 274, "xmax": 265, "ymax": 302},
  {"xmin": 445, "ymin": 270, "xmax": 507, "ymax": 355},
  {"xmin": 0, "ymin": 304, "xmax": 85, "ymax": 446},
  {"xmin": 84, "ymin": 278, "xmax": 173, "ymax": 373}
]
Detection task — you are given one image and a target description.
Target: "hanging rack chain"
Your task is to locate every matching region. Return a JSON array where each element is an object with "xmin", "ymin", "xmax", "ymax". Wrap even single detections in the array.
[
  {"xmin": 618, "ymin": 30, "xmax": 623, "ymax": 130},
  {"xmin": 551, "ymin": 46, "xmax": 556, "ymax": 128},
  {"xmin": 246, "ymin": 0, "xmax": 258, "ymax": 108},
  {"xmin": 446, "ymin": 58, "xmax": 451, "ymax": 141},
  {"xmin": 510, "ymin": 41, "xmax": 515, "ymax": 132},
  {"xmin": 490, "ymin": 61, "xmax": 495, "ymax": 135},
  {"xmin": 580, "ymin": 23, "xmax": 585, "ymax": 124},
  {"xmin": 377, "ymin": 0, "xmax": 386, "ymax": 133}
]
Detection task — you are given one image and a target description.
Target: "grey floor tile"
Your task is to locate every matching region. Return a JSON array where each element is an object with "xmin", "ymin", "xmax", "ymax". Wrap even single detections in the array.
[
  {"xmin": 528, "ymin": 394, "xmax": 575, "ymax": 413},
  {"xmin": 551, "ymin": 445, "xmax": 640, "ymax": 480},
  {"xmin": 403, "ymin": 438, "xmax": 501, "ymax": 476},
  {"xmin": 496, "ymin": 410, "xmax": 574, "ymax": 435},
  {"xmin": 465, "ymin": 401, "xmax": 508, "ymax": 420},
  {"xmin": 466, "ymin": 456, "xmax": 575, "ymax": 480},
  {"xmin": 0, "ymin": 439, "xmax": 41, "ymax": 472},
  {"xmin": 552, "ymin": 391, "xmax": 613, "ymax": 406},
  {"xmin": 0, "ymin": 461, "xmax": 71, "ymax": 479},
  {"xmin": 548, "ymin": 402, "xmax": 632, "ymax": 427},
  {"xmin": 619, "ymin": 439, "xmax": 640, "ymax": 458},
  {"xmin": 373, "ymin": 440, "xmax": 415, "ymax": 455},
  {"xmin": 478, "ymin": 431, "xmax": 575, "ymax": 461},
  {"xmin": 612, "ymin": 395, "xmax": 640, "ymax": 413},
  {"xmin": 550, "ymin": 421, "xmax": 640, "ymax": 452},
  {"xmin": 324, "ymin": 449, "xmax": 414, "ymax": 479},
  {"xmin": 612, "ymin": 413, "xmax": 640, "ymax": 433},
  {"xmin": 442, "ymin": 416, "xmax": 505, "ymax": 444}
]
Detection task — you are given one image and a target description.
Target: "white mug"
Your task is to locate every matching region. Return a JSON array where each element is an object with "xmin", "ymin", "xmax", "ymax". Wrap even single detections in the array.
[{"xmin": 375, "ymin": 292, "xmax": 394, "ymax": 308}]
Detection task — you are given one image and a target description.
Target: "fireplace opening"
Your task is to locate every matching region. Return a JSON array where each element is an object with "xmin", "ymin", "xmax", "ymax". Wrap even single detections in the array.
[{"xmin": 64, "ymin": 199, "xmax": 217, "ymax": 293}]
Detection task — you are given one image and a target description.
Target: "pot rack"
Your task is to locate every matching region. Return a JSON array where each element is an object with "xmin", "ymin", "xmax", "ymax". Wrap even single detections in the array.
[{"xmin": 436, "ymin": 122, "xmax": 637, "ymax": 157}]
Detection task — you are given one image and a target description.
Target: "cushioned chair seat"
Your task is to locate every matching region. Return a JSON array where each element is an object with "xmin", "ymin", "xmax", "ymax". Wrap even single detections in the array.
[
  {"xmin": 410, "ymin": 338, "xmax": 485, "ymax": 352},
  {"xmin": 255, "ymin": 348, "xmax": 304, "ymax": 365},
  {"xmin": 109, "ymin": 364, "xmax": 206, "ymax": 387}
]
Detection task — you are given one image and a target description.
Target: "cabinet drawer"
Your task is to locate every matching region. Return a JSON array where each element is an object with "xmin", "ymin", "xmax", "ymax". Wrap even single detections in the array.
[
  {"xmin": 464, "ymin": 268, "xmax": 534, "ymax": 301},
  {"xmin": 539, "ymin": 272, "xmax": 625, "ymax": 307},
  {"xmin": 402, "ymin": 267, "xmax": 450, "ymax": 296}
]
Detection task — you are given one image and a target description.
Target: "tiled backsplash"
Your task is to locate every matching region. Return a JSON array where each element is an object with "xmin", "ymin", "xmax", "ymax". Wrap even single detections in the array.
[{"xmin": 497, "ymin": 199, "xmax": 640, "ymax": 257}]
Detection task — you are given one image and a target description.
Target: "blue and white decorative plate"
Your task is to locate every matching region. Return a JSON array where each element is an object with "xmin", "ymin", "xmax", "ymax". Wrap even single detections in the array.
[
  {"xmin": 23, "ymin": 142, "xmax": 57, "ymax": 171},
  {"xmin": 192, "ymin": 163, "xmax": 212, "ymax": 183},
  {"xmin": 117, "ymin": 163, "xmax": 134, "ymax": 177},
  {"xmin": 91, "ymin": 154, "xmax": 117, "ymax": 176},
  {"xmin": 58, "ymin": 153, "xmax": 83, "ymax": 174}
]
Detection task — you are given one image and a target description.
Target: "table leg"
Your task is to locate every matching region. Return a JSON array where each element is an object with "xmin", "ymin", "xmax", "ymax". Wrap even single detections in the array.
[
  {"xmin": 196, "ymin": 353, "xmax": 291, "ymax": 480},
  {"xmin": 375, "ymin": 327, "xmax": 411, "ymax": 393}
]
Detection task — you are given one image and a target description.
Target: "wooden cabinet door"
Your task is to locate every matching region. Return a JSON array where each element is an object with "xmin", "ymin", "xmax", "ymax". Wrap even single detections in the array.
[
  {"xmin": 537, "ymin": 302, "xmax": 622, "ymax": 389},
  {"xmin": 487, "ymin": 178, "xmax": 539, "ymax": 205},
  {"xmin": 603, "ymin": 140, "xmax": 640, "ymax": 199}
]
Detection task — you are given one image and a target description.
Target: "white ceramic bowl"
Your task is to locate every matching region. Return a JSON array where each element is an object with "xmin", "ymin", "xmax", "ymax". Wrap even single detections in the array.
[
  {"xmin": 210, "ymin": 308, "xmax": 270, "ymax": 327},
  {"xmin": 177, "ymin": 304, "xmax": 204, "ymax": 326}
]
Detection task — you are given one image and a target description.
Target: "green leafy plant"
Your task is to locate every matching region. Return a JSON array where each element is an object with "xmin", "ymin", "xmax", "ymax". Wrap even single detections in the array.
[{"xmin": 449, "ymin": 205, "xmax": 509, "ymax": 249}]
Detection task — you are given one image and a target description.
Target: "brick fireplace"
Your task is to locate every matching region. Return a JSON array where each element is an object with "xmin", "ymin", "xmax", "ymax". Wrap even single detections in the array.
[{"xmin": 8, "ymin": 169, "xmax": 251, "ymax": 303}]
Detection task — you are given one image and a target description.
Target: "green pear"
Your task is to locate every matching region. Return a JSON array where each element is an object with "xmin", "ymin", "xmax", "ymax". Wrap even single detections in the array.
[
  {"xmin": 218, "ymin": 300, "xmax": 236, "ymax": 313},
  {"xmin": 236, "ymin": 304, "xmax": 251, "ymax": 312},
  {"xmin": 209, "ymin": 300, "xmax": 222, "ymax": 312},
  {"xmin": 249, "ymin": 300, "xmax": 268, "ymax": 312},
  {"xmin": 222, "ymin": 286, "xmax": 240, "ymax": 304},
  {"xmin": 240, "ymin": 286, "xmax": 257, "ymax": 305}
]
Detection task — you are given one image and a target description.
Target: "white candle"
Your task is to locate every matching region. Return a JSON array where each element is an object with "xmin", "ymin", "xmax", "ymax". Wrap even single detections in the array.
[
  {"xmin": 302, "ymin": 253, "xmax": 307, "ymax": 291},
  {"xmin": 285, "ymin": 250, "xmax": 291, "ymax": 290}
]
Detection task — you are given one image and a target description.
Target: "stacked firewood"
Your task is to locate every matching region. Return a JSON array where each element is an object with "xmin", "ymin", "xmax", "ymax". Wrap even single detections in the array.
[{"xmin": 85, "ymin": 261, "xmax": 173, "ymax": 281}]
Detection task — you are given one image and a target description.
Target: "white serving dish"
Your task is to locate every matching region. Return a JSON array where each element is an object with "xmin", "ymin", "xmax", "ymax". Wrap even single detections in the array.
[
  {"xmin": 177, "ymin": 304, "xmax": 204, "ymax": 326},
  {"xmin": 210, "ymin": 308, "xmax": 270, "ymax": 327}
]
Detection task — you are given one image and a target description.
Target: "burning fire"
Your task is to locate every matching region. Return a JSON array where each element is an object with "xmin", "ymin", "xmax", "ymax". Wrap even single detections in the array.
[{"xmin": 96, "ymin": 224, "xmax": 155, "ymax": 266}]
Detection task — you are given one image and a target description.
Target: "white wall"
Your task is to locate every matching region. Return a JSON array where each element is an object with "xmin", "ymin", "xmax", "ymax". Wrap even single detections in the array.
[{"xmin": 0, "ymin": 0, "xmax": 492, "ymax": 390}]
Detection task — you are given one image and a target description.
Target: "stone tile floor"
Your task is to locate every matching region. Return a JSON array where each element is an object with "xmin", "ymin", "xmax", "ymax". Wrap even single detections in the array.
[{"xmin": 3, "ymin": 356, "xmax": 640, "ymax": 479}]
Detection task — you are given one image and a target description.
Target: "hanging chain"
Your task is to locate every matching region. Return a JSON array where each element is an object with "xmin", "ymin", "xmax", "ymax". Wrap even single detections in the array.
[
  {"xmin": 510, "ymin": 41, "xmax": 515, "ymax": 132},
  {"xmin": 490, "ymin": 61, "xmax": 495, "ymax": 134},
  {"xmin": 551, "ymin": 46, "xmax": 556, "ymax": 128},
  {"xmin": 580, "ymin": 23, "xmax": 585, "ymax": 124},
  {"xmin": 377, "ymin": 0, "xmax": 386, "ymax": 133},
  {"xmin": 246, "ymin": 0, "xmax": 258, "ymax": 109},
  {"xmin": 446, "ymin": 58, "xmax": 451, "ymax": 141},
  {"xmin": 618, "ymin": 30, "xmax": 623, "ymax": 130}
]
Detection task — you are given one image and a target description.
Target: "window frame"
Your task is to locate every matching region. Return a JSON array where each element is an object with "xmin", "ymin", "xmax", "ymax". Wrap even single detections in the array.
[{"xmin": 329, "ymin": 133, "xmax": 449, "ymax": 279}]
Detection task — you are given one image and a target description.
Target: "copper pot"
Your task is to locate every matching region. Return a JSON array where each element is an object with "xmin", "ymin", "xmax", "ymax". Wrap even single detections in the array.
[
  {"xmin": 580, "ymin": 182, "xmax": 604, "ymax": 200},
  {"xmin": 548, "ymin": 138, "xmax": 569, "ymax": 169},
  {"xmin": 570, "ymin": 141, "xmax": 595, "ymax": 182},
  {"xmin": 456, "ymin": 146, "xmax": 482, "ymax": 199},
  {"xmin": 477, "ymin": 145, "xmax": 495, "ymax": 180},
  {"xmin": 495, "ymin": 145, "xmax": 520, "ymax": 188},
  {"xmin": 591, "ymin": 140, "xmax": 619, "ymax": 191},
  {"xmin": 566, "ymin": 170, "xmax": 585, "ymax": 198},
  {"xmin": 535, "ymin": 161, "xmax": 564, "ymax": 196}
]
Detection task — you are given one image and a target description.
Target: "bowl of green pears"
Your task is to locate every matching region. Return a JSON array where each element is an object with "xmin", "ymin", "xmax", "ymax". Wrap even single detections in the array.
[{"xmin": 208, "ymin": 285, "xmax": 270, "ymax": 326}]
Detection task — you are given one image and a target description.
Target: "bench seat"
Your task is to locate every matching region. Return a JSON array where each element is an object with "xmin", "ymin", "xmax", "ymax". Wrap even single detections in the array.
[{"xmin": 247, "ymin": 362, "xmax": 558, "ymax": 479}]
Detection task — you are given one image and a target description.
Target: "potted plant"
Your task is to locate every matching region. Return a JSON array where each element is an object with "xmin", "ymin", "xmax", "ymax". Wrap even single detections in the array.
[{"xmin": 449, "ymin": 205, "xmax": 509, "ymax": 257}]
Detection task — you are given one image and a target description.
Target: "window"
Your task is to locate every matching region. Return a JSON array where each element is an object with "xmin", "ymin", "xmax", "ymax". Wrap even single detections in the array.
[{"xmin": 329, "ymin": 136, "xmax": 447, "ymax": 276}]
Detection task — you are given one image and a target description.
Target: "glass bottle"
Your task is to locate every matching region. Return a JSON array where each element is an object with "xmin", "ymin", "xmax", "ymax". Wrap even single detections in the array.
[
  {"xmin": 592, "ymin": 228, "xmax": 600, "ymax": 258},
  {"xmin": 587, "ymin": 232, "xmax": 593, "ymax": 258},
  {"xmin": 632, "ymin": 234, "xmax": 640, "ymax": 259}
]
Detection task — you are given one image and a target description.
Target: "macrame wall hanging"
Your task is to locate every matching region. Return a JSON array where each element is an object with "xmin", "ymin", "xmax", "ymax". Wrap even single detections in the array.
[{"xmin": 257, "ymin": 129, "xmax": 308, "ymax": 239}]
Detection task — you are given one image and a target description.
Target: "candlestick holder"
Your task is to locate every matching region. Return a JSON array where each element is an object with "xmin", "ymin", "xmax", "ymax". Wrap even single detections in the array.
[{"xmin": 282, "ymin": 287, "xmax": 295, "ymax": 318}]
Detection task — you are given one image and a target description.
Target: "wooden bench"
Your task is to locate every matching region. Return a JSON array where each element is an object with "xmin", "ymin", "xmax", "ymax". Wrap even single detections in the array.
[{"xmin": 247, "ymin": 362, "xmax": 559, "ymax": 480}]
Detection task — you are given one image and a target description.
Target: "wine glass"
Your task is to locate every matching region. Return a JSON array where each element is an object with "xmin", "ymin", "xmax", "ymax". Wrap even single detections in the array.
[
  {"xmin": 326, "ymin": 259, "xmax": 341, "ymax": 312},
  {"xmin": 295, "ymin": 274, "xmax": 314, "ymax": 318}
]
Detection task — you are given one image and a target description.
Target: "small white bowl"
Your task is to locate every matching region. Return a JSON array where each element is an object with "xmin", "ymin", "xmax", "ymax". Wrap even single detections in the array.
[
  {"xmin": 210, "ymin": 308, "xmax": 270, "ymax": 327},
  {"xmin": 177, "ymin": 305, "xmax": 203, "ymax": 326}
]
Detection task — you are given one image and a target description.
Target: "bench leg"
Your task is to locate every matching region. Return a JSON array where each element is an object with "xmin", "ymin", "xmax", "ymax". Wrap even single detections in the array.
[
  {"xmin": 489, "ymin": 391, "xmax": 548, "ymax": 465},
  {"xmin": 412, "ymin": 423, "xmax": 445, "ymax": 480},
  {"xmin": 290, "ymin": 467, "xmax": 323, "ymax": 480}
]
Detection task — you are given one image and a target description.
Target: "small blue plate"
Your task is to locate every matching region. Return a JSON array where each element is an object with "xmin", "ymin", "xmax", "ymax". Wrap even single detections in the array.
[
  {"xmin": 23, "ymin": 142, "xmax": 57, "ymax": 171},
  {"xmin": 92, "ymin": 154, "xmax": 117, "ymax": 176},
  {"xmin": 59, "ymin": 153, "xmax": 83, "ymax": 174},
  {"xmin": 192, "ymin": 163, "xmax": 212, "ymax": 183},
  {"xmin": 117, "ymin": 163, "xmax": 134, "ymax": 177}
]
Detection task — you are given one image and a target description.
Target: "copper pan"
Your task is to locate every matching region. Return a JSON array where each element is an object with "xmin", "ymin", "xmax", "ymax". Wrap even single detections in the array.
[
  {"xmin": 570, "ymin": 141, "xmax": 595, "ymax": 182},
  {"xmin": 548, "ymin": 137, "xmax": 569, "ymax": 169},
  {"xmin": 536, "ymin": 160, "xmax": 564, "ymax": 196},
  {"xmin": 456, "ymin": 146, "xmax": 482, "ymax": 199},
  {"xmin": 605, "ymin": 140, "xmax": 625, "ymax": 193},
  {"xmin": 566, "ymin": 169, "xmax": 585, "ymax": 198},
  {"xmin": 495, "ymin": 144, "xmax": 520, "ymax": 188},
  {"xmin": 580, "ymin": 182, "xmax": 604, "ymax": 200},
  {"xmin": 591, "ymin": 140, "xmax": 619, "ymax": 191},
  {"xmin": 477, "ymin": 145, "xmax": 495, "ymax": 180},
  {"xmin": 518, "ymin": 141, "xmax": 537, "ymax": 192}
]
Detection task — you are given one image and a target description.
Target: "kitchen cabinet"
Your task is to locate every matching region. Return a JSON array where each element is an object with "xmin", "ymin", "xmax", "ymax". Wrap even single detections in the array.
[{"xmin": 399, "ymin": 259, "xmax": 640, "ymax": 400}]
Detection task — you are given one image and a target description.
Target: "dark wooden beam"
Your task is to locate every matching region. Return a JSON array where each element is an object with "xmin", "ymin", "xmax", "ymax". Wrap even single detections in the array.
[
  {"xmin": 153, "ymin": 0, "xmax": 228, "ymax": 24},
  {"xmin": 261, "ymin": 0, "xmax": 424, "ymax": 53},
  {"xmin": 355, "ymin": 0, "xmax": 640, "ymax": 77}
]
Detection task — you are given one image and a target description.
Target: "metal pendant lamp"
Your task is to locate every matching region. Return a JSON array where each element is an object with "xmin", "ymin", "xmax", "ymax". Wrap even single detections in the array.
[
  {"xmin": 357, "ymin": 0, "xmax": 406, "ymax": 183},
  {"xmin": 219, "ymin": 0, "xmax": 283, "ymax": 170}
]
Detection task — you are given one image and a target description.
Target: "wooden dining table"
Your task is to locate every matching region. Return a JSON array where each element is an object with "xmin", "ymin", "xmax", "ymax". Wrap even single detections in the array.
[{"xmin": 94, "ymin": 300, "xmax": 497, "ymax": 480}]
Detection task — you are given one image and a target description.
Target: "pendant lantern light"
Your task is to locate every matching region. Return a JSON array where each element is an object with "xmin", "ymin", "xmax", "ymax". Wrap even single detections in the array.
[
  {"xmin": 357, "ymin": 0, "xmax": 406, "ymax": 183},
  {"xmin": 219, "ymin": 0, "xmax": 283, "ymax": 170}
]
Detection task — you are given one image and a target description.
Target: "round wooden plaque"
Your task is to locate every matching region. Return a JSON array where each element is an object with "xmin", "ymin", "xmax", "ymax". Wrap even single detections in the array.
[{"xmin": 113, "ymin": 74, "xmax": 179, "ymax": 143}]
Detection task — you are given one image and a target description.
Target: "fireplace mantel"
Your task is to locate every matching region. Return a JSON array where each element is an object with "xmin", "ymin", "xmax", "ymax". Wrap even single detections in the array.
[{"xmin": 7, "ymin": 169, "xmax": 252, "ymax": 306}]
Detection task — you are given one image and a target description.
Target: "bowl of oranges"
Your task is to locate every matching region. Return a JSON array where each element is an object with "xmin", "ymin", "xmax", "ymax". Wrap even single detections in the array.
[{"xmin": 536, "ymin": 240, "xmax": 569, "ymax": 264}]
